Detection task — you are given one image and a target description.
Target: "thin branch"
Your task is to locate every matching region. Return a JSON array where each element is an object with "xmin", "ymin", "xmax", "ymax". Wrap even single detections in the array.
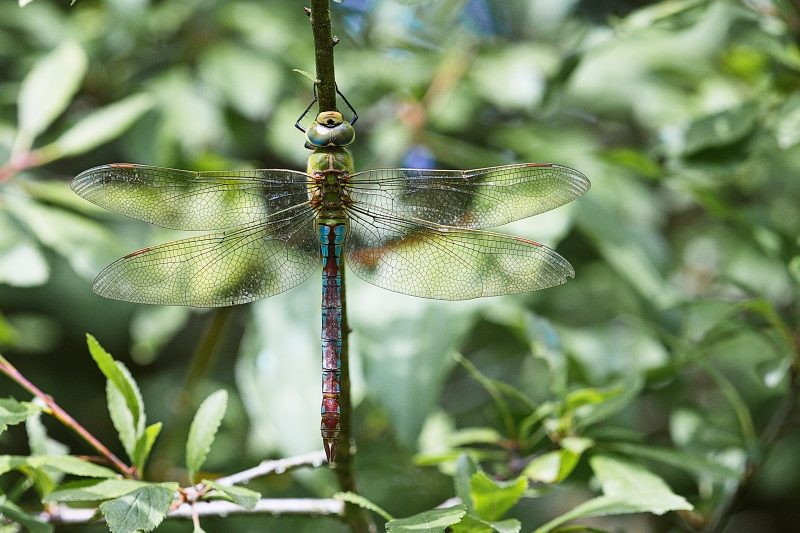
[
  {"xmin": 210, "ymin": 450, "xmax": 328, "ymax": 487},
  {"xmin": 41, "ymin": 498, "xmax": 345, "ymax": 525},
  {"xmin": 0, "ymin": 354, "xmax": 132, "ymax": 477}
]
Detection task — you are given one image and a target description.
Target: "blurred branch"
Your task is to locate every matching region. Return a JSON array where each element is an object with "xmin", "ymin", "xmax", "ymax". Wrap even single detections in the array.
[
  {"xmin": 309, "ymin": 0, "xmax": 338, "ymax": 112},
  {"xmin": 201, "ymin": 450, "xmax": 328, "ymax": 487},
  {"xmin": 41, "ymin": 498, "xmax": 345, "ymax": 525},
  {"xmin": 0, "ymin": 353, "xmax": 133, "ymax": 477}
]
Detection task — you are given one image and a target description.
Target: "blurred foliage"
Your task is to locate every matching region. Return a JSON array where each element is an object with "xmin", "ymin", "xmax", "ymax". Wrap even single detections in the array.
[{"xmin": 1, "ymin": 0, "xmax": 800, "ymax": 532}]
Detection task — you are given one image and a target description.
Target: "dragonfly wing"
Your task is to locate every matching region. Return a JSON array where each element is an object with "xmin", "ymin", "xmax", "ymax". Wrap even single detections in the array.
[
  {"xmin": 345, "ymin": 206, "xmax": 574, "ymax": 300},
  {"xmin": 93, "ymin": 204, "xmax": 319, "ymax": 306},
  {"xmin": 72, "ymin": 164, "xmax": 312, "ymax": 230},
  {"xmin": 349, "ymin": 163, "xmax": 589, "ymax": 229}
]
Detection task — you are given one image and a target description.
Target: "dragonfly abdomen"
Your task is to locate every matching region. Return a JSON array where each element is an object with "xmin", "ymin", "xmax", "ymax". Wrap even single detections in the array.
[{"xmin": 319, "ymin": 221, "xmax": 346, "ymax": 462}]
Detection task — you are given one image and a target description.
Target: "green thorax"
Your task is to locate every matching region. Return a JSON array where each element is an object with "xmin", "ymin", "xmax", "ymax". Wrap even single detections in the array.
[{"xmin": 305, "ymin": 112, "xmax": 356, "ymax": 222}]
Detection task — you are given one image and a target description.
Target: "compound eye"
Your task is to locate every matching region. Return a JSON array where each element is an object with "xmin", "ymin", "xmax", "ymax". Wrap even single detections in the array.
[
  {"xmin": 329, "ymin": 122, "xmax": 355, "ymax": 146},
  {"xmin": 305, "ymin": 121, "xmax": 330, "ymax": 147}
]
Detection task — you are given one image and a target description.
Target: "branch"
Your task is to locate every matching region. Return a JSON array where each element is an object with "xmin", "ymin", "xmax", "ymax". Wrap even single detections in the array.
[
  {"xmin": 206, "ymin": 450, "xmax": 328, "ymax": 487},
  {"xmin": 0, "ymin": 354, "xmax": 132, "ymax": 477},
  {"xmin": 309, "ymin": 0, "xmax": 338, "ymax": 112},
  {"xmin": 41, "ymin": 499, "xmax": 344, "ymax": 525}
]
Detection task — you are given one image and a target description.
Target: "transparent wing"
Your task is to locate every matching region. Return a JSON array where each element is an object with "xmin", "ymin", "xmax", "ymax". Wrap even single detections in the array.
[
  {"xmin": 345, "ymin": 205, "xmax": 574, "ymax": 300},
  {"xmin": 349, "ymin": 163, "xmax": 589, "ymax": 229},
  {"xmin": 93, "ymin": 204, "xmax": 319, "ymax": 307},
  {"xmin": 72, "ymin": 164, "xmax": 312, "ymax": 230}
]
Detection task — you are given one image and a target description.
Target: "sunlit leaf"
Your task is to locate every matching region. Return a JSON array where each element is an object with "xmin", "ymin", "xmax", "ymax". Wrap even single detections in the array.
[
  {"xmin": 133, "ymin": 422, "xmax": 162, "ymax": 474},
  {"xmin": 186, "ymin": 389, "xmax": 228, "ymax": 482},
  {"xmin": 0, "ymin": 397, "xmax": 39, "ymax": 434},
  {"xmin": 470, "ymin": 472, "xmax": 527, "ymax": 521},
  {"xmin": 386, "ymin": 504, "xmax": 467, "ymax": 533},
  {"xmin": 44, "ymin": 479, "xmax": 150, "ymax": 502},
  {"xmin": 0, "ymin": 455, "xmax": 116, "ymax": 478},
  {"xmin": 15, "ymin": 40, "xmax": 87, "ymax": 151},
  {"xmin": 334, "ymin": 491, "xmax": 393, "ymax": 521},
  {"xmin": 204, "ymin": 479, "xmax": 260, "ymax": 510}
]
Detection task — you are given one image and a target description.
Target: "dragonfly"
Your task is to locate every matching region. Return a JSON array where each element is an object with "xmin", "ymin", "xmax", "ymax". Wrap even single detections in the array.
[{"xmin": 71, "ymin": 90, "xmax": 590, "ymax": 462}]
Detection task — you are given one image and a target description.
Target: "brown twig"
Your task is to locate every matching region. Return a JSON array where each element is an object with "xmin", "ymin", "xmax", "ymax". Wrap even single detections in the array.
[{"xmin": 0, "ymin": 353, "xmax": 133, "ymax": 477}]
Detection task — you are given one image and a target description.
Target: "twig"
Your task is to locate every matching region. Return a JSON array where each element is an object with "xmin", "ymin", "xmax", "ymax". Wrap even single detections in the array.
[
  {"xmin": 209, "ymin": 450, "xmax": 328, "ymax": 487},
  {"xmin": 309, "ymin": 0, "xmax": 338, "ymax": 112},
  {"xmin": 41, "ymin": 498, "xmax": 345, "ymax": 524},
  {"xmin": 0, "ymin": 354, "xmax": 132, "ymax": 477}
]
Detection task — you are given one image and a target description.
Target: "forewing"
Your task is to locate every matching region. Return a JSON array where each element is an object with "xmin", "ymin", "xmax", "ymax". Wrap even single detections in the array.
[
  {"xmin": 93, "ymin": 204, "xmax": 319, "ymax": 307},
  {"xmin": 72, "ymin": 164, "xmax": 312, "ymax": 230},
  {"xmin": 345, "ymin": 206, "xmax": 574, "ymax": 300},
  {"xmin": 349, "ymin": 163, "xmax": 589, "ymax": 229}
]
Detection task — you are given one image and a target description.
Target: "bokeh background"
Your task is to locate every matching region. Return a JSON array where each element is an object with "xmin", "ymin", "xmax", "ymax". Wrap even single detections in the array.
[{"xmin": 2, "ymin": 0, "xmax": 800, "ymax": 531}]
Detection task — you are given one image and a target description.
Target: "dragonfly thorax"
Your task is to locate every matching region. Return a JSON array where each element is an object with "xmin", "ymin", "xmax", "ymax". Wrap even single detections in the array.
[{"xmin": 305, "ymin": 111, "xmax": 356, "ymax": 149}]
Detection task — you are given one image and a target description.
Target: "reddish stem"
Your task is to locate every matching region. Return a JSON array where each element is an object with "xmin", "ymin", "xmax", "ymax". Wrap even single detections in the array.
[{"xmin": 0, "ymin": 355, "xmax": 134, "ymax": 477}]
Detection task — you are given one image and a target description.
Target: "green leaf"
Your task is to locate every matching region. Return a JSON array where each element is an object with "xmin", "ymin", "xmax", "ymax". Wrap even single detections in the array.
[
  {"xmin": 44, "ymin": 479, "xmax": 150, "ymax": 502},
  {"xmin": 26, "ymin": 408, "xmax": 69, "ymax": 456},
  {"xmin": 133, "ymin": 422, "xmax": 162, "ymax": 474},
  {"xmin": 453, "ymin": 453, "xmax": 479, "ymax": 515},
  {"xmin": 452, "ymin": 514, "xmax": 521, "ymax": 533},
  {"xmin": 87, "ymin": 334, "xmax": 144, "ymax": 433},
  {"xmin": 470, "ymin": 472, "xmax": 527, "ymax": 521},
  {"xmin": 203, "ymin": 479, "xmax": 260, "ymax": 510},
  {"xmin": 16, "ymin": 40, "xmax": 87, "ymax": 149},
  {"xmin": 47, "ymin": 94, "xmax": 154, "ymax": 158},
  {"xmin": 107, "ymin": 379, "xmax": 137, "ymax": 461},
  {"xmin": 186, "ymin": 390, "xmax": 227, "ymax": 482},
  {"xmin": 0, "ymin": 498, "xmax": 53, "ymax": 533},
  {"xmin": 533, "ymin": 456, "xmax": 692, "ymax": 533},
  {"xmin": 683, "ymin": 102, "xmax": 759, "ymax": 155},
  {"xmin": 386, "ymin": 505, "xmax": 467, "ymax": 533},
  {"xmin": 606, "ymin": 443, "xmax": 741, "ymax": 482},
  {"xmin": 0, "ymin": 455, "xmax": 116, "ymax": 478},
  {"xmin": 99, "ymin": 483, "xmax": 177, "ymax": 533},
  {"xmin": 0, "ymin": 397, "xmax": 39, "ymax": 433},
  {"xmin": 525, "ymin": 439, "xmax": 593, "ymax": 484},
  {"xmin": 333, "ymin": 491, "xmax": 393, "ymax": 521}
]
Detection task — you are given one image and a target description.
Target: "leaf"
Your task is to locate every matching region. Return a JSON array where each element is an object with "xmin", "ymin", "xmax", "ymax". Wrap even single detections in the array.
[
  {"xmin": 452, "ymin": 514, "xmax": 521, "ymax": 533},
  {"xmin": 333, "ymin": 491, "xmax": 393, "ymax": 521},
  {"xmin": 16, "ymin": 40, "xmax": 88, "ymax": 149},
  {"xmin": 0, "ymin": 397, "xmax": 39, "ymax": 433},
  {"xmin": 533, "ymin": 456, "xmax": 692, "ymax": 533},
  {"xmin": 470, "ymin": 472, "xmax": 527, "ymax": 521},
  {"xmin": 99, "ymin": 483, "xmax": 177, "ymax": 533},
  {"xmin": 203, "ymin": 479, "xmax": 260, "ymax": 510},
  {"xmin": 0, "ymin": 498, "xmax": 53, "ymax": 533},
  {"xmin": 453, "ymin": 453, "xmax": 479, "ymax": 515},
  {"xmin": 47, "ymin": 94, "xmax": 154, "ymax": 158},
  {"xmin": 0, "ymin": 455, "xmax": 116, "ymax": 478},
  {"xmin": 26, "ymin": 408, "xmax": 69, "ymax": 456},
  {"xmin": 133, "ymin": 422, "xmax": 162, "ymax": 474},
  {"xmin": 107, "ymin": 379, "xmax": 137, "ymax": 461},
  {"xmin": 525, "ymin": 439, "xmax": 593, "ymax": 484},
  {"xmin": 386, "ymin": 505, "xmax": 467, "ymax": 533},
  {"xmin": 683, "ymin": 102, "xmax": 759, "ymax": 155},
  {"xmin": 607, "ymin": 443, "xmax": 741, "ymax": 482},
  {"xmin": 185, "ymin": 390, "xmax": 228, "ymax": 482},
  {"xmin": 87, "ymin": 334, "xmax": 144, "ymax": 433},
  {"xmin": 44, "ymin": 479, "xmax": 150, "ymax": 502}
]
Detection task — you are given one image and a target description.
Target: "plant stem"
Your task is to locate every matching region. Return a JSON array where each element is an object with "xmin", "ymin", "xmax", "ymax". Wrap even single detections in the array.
[
  {"xmin": 0, "ymin": 354, "xmax": 132, "ymax": 477},
  {"xmin": 309, "ymin": 0, "xmax": 338, "ymax": 112},
  {"xmin": 306, "ymin": 3, "xmax": 376, "ymax": 532}
]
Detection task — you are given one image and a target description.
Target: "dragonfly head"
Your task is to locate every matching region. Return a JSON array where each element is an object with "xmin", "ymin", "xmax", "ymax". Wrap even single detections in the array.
[{"xmin": 305, "ymin": 111, "xmax": 356, "ymax": 149}]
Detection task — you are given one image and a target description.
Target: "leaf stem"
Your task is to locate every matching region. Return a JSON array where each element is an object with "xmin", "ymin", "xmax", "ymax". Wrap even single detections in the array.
[{"xmin": 0, "ymin": 353, "xmax": 133, "ymax": 477}]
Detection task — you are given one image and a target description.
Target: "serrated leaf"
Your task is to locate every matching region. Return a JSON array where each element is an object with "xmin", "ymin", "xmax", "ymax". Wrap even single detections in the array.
[
  {"xmin": 48, "ymin": 94, "xmax": 154, "ymax": 158},
  {"xmin": 470, "ymin": 472, "xmax": 526, "ymax": 521},
  {"xmin": 0, "ymin": 499, "xmax": 53, "ymax": 533},
  {"xmin": 186, "ymin": 390, "xmax": 227, "ymax": 482},
  {"xmin": 16, "ymin": 40, "xmax": 87, "ymax": 148},
  {"xmin": 99, "ymin": 483, "xmax": 177, "ymax": 533},
  {"xmin": 0, "ymin": 397, "xmax": 39, "ymax": 433},
  {"xmin": 203, "ymin": 480, "xmax": 260, "ymax": 510},
  {"xmin": 386, "ymin": 505, "xmax": 467, "ymax": 533},
  {"xmin": 26, "ymin": 408, "xmax": 69, "ymax": 457},
  {"xmin": 452, "ymin": 514, "xmax": 521, "ymax": 533},
  {"xmin": 87, "ymin": 334, "xmax": 144, "ymax": 432},
  {"xmin": 532, "ymin": 456, "xmax": 692, "ymax": 533},
  {"xmin": 44, "ymin": 479, "xmax": 150, "ymax": 502},
  {"xmin": 133, "ymin": 422, "xmax": 162, "ymax": 474},
  {"xmin": 334, "ymin": 491, "xmax": 393, "ymax": 520},
  {"xmin": 453, "ymin": 453, "xmax": 479, "ymax": 515}
]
